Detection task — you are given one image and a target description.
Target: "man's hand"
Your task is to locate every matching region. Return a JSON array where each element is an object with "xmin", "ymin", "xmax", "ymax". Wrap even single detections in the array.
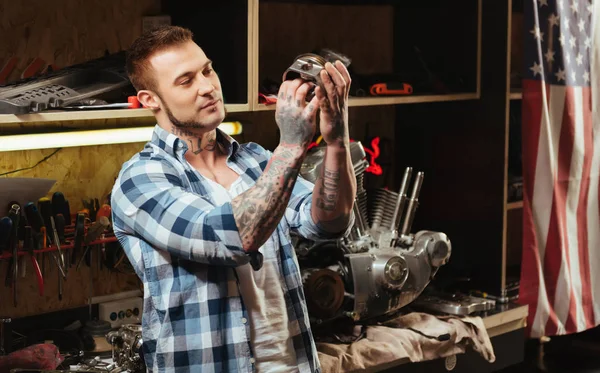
[
  {"xmin": 310, "ymin": 61, "xmax": 356, "ymax": 235},
  {"xmin": 317, "ymin": 61, "xmax": 351, "ymax": 148},
  {"xmin": 275, "ymin": 78, "xmax": 322, "ymax": 148}
]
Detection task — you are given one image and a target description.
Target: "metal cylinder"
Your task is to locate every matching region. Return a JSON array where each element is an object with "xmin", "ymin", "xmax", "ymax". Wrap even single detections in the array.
[
  {"xmin": 352, "ymin": 200, "xmax": 368, "ymax": 238},
  {"xmin": 390, "ymin": 167, "xmax": 413, "ymax": 231},
  {"xmin": 400, "ymin": 172, "xmax": 424, "ymax": 235}
]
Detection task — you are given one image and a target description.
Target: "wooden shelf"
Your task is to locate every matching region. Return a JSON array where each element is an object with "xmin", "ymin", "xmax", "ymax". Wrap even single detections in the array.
[
  {"xmin": 0, "ymin": 103, "xmax": 251, "ymax": 125},
  {"xmin": 509, "ymin": 89, "xmax": 522, "ymax": 100},
  {"xmin": 506, "ymin": 200, "xmax": 523, "ymax": 210},
  {"xmin": 254, "ymin": 93, "xmax": 479, "ymax": 111},
  {"xmin": 483, "ymin": 304, "xmax": 528, "ymax": 338}
]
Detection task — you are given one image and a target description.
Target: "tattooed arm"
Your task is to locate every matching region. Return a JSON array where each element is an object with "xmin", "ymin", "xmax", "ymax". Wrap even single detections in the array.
[
  {"xmin": 311, "ymin": 61, "xmax": 357, "ymax": 233},
  {"xmin": 231, "ymin": 79, "xmax": 321, "ymax": 252}
]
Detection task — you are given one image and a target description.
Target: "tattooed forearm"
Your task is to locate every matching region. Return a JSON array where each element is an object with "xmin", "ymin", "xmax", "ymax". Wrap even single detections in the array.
[
  {"xmin": 311, "ymin": 146, "xmax": 357, "ymax": 234},
  {"xmin": 232, "ymin": 145, "xmax": 305, "ymax": 251},
  {"xmin": 316, "ymin": 168, "xmax": 340, "ymax": 211}
]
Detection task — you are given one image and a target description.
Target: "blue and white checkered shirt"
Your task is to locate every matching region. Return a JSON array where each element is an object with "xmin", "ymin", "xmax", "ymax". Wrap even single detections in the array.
[{"xmin": 111, "ymin": 124, "xmax": 338, "ymax": 372}]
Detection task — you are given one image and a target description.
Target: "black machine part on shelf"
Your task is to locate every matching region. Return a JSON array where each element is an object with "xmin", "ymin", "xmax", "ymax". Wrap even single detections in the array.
[{"xmin": 0, "ymin": 52, "xmax": 134, "ymax": 115}]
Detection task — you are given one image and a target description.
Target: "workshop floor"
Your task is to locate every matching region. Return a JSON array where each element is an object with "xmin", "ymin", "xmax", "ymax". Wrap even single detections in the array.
[{"xmin": 496, "ymin": 326, "xmax": 600, "ymax": 373}]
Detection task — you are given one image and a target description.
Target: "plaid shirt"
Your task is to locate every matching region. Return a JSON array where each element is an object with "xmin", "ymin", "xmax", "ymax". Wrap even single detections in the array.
[{"xmin": 111, "ymin": 125, "xmax": 341, "ymax": 373}]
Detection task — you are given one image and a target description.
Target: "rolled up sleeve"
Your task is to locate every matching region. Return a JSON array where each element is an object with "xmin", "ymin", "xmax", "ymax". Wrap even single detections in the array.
[{"xmin": 111, "ymin": 158, "xmax": 249, "ymax": 266}]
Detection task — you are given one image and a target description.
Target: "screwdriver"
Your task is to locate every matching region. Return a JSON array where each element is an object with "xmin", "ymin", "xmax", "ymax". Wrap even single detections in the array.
[
  {"xmin": 40, "ymin": 197, "xmax": 66, "ymax": 273},
  {"xmin": 37, "ymin": 198, "xmax": 54, "ymax": 246},
  {"xmin": 12, "ymin": 203, "xmax": 28, "ymax": 279},
  {"xmin": 73, "ymin": 213, "xmax": 86, "ymax": 265},
  {"xmin": 52, "ymin": 192, "xmax": 67, "ymax": 245},
  {"xmin": 51, "ymin": 192, "xmax": 66, "ymax": 221},
  {"xmin": 24, "ymin": 202, "xmax": 48, "ymax": 280},
  {"xmin": 24, "ymin": 226, "xmax": 43, "ymax": 296},
  {"xmin": 8, "ymin": 204, "xmax": 20, "ymax": 307},
  {"xmin": 0, "ymin": 217, "xmax": 12, "ymax": 283},
  {"xmin": 63, "ymin": 199, "xmax": 72, "ymax": 227}
]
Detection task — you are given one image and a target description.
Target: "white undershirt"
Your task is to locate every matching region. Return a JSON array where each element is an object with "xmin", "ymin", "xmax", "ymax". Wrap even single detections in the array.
[{"xmin": 205, "ymin": 177, "xmax": 299, "ymax": 373}]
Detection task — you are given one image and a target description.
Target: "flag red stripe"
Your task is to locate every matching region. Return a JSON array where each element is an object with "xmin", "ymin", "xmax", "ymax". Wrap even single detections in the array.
[
  {"xmin": 520, "ymin": 79, "xmax": 545, "ymax": 336},
  {"xmin": 543, "ymin": 86, "xmax": 575, "ymax": 335},
  {"xmin": 578, "ymin": 86, "xmax": 595, "ymax": 329}
]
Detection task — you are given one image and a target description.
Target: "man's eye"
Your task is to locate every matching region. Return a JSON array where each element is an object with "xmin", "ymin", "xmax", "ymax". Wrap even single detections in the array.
[
  {"xmin": 204, "ymin": 68, "xmax": 214, "ymax": 76},
  {"xmin": 180, "ymin": 79, "xmax": 191, "ymax": 85}
]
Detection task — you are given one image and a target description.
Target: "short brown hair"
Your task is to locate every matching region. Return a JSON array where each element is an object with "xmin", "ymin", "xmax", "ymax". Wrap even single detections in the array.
[{"xmin": 126, "ymin": 25, "xmax": 194, "ymax": 91}]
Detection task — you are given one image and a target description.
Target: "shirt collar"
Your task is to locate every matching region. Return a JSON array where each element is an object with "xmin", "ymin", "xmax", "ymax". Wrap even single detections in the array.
[{"xmin": 151, "ymin": 124, "xmax": 240, "ymax": 158}]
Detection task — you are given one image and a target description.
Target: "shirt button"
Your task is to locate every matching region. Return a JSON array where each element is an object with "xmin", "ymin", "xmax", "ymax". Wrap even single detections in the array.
[
  {"xmin": 241, "ymin": 317, "xmax": 248, "ymax": 324},
  {"xmin": 250, "ymin": 358, "xmax": 256, "ymax": 364}
]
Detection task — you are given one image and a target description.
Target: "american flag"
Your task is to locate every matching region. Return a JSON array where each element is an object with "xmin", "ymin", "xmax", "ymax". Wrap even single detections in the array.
[{"xmin": 519, "ymin": 0, "xmax": 600, "ymax": 338}]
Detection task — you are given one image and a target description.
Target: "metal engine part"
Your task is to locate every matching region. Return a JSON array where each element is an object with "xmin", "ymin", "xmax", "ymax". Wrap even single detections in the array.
[
  {"xmin": 282, "ymin": 50, "xmax": 352, "ymax": 101},
  {"xmin": 106, "ymin": 324, "xmax": 145, "ymax": 373},
  {"xmin": 282, "ymin": 50, "xmax": 352, "ymax": 86},
  {"xmin": 296, "ymin": 142, "xmax": 451, "ymax": 323}
]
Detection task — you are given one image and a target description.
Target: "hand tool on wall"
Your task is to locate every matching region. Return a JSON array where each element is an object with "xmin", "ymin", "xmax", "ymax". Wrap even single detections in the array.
[
  {"xmin": 40, "ymin": 197, "xmax": 67, "ymax": 274},
  {"xmin": 82, "ymin": 198, "xmax": 99, "ymax": 222},
  {"xmin": 37, "ymin": 198, "xmax": 54, "ymax": 246},
  {"xmin": 63, "ymin": 200, "xmax": 72, "ymax": 227},
  {"xmin": 24, "ymin": 202, "xmax": 47, "ymax": 280},
  {"xmin": 15, "ymin": 206, "xmax": 28, "ymax": 279},
  {"xmin": 50, "ymin": 216, "xmax": 67, "ymax": 278},
  {"xmin": 76, "ymin": 216, "xmax": 110, "ymax": 271},
  {"xmin": 95, "ymin": 205, "xmax": 112, "ymax": 271},
  {"xmin": 0, "ymin": 217, "xmax": 12, "ymax": 284},
  {"xmin": 54, "ymin": 213, "xmax": 66, "ymax": 245},
  {"xmin": 72, "ymin": 213, "xmax": 85, "ymax": 265},
  {"xmin": 54, "ymin": 214, "xmax": 67, "ymax": 266},
  {"xmin": 27, "ymin": 201, "xmax": 66, "ymax": 279},
  {"xmin": 8, "ymin": 204, "xmax": 20, "ymax": 307},
  {"xmin": 96, "ymin": 204, "xmax": 112, "ymax": 222},
  {"xmin": 51, "ymin": 192, "xmax": 66, "ymax": 220},
  {"xmin": 24, "ymin": 226, "xmax": 43, "ymax": 296},
  {"xmin": 52, "ymin": 193, "xmax": 68, "ymax": 242}
]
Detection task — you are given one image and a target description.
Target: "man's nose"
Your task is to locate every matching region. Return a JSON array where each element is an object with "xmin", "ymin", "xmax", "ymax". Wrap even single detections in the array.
[{"xmin": 197, "ymin": 77, "xmax": 215, "ymax": 96}]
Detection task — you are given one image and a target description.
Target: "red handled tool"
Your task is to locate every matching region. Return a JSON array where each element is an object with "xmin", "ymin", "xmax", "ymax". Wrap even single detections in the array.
[
  {"xmin": 369, "ymin": 82, "xmax": 413, "ymax": 96},
  {"xmin": 96, "ymin": 204, "xmax": 112, "ymax": 221}
]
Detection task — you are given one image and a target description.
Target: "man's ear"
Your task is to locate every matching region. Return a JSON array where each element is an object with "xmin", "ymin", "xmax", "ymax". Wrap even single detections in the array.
[{"xmin": 137, "ymin": 90, "xmax": 161, "ymax": 111}]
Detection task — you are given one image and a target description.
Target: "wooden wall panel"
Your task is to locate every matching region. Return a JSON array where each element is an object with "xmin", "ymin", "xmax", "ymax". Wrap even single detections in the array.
[{"xmin": 0, "ymin": 0, "xmax": 162, "ymax": 83}]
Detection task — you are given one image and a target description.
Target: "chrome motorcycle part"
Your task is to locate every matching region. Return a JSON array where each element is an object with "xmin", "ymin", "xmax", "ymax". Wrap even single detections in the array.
[
  {"xmin": 296, "ymin": 141, "xmax": 452, "ymax": 323},
  {"xmin": 106, "ymin": 324, "xmax": 144, "ymax": 373}
]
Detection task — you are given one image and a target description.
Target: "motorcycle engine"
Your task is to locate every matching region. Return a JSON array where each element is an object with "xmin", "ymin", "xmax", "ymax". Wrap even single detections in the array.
[{"xmin": 296, "ymin": 142, "xmax": 451, "ymax": 324}]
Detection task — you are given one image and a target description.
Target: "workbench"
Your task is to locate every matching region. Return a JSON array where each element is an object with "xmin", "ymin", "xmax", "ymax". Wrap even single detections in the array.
[{"xmin": 320, "ymin": 304, "xmax": 528, "ymax": 373}]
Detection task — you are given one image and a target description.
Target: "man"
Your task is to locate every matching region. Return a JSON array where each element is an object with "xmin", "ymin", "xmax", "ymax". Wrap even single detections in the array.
[{"xmin": 111, "ymin": 25, "xmax": 356, "ymax": 373}]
